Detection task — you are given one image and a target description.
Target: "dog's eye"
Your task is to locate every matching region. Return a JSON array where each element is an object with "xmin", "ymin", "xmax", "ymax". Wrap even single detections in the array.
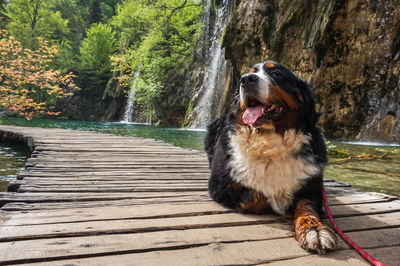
[{"xmin": 269, "ymin": 71, "xmax": 279, "ymax": 77}]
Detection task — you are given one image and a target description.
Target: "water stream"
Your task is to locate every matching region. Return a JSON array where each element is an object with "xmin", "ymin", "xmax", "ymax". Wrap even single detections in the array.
[
  {"xmin": 121, "ymin": 69, "xmax": 140, "ymax": 123},
  {"xmin": 189, "ymin": 0, "xmax": 232, "ymax": 128}
]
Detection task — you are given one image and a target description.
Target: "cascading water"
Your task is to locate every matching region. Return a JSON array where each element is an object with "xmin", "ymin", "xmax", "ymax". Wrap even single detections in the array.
[
  {"xmin": 121, "ymin": 69, "xmax": 140, "ymax": 123},
  {"xmin": 188, "ymin": 0, "xmax": 233, "ymax": 128}
]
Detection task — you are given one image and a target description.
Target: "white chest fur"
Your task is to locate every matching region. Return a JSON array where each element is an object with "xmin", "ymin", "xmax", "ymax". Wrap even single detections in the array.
[{"xmin": 229, "ymin": 127, "xmax": 320, "ymax": 215}]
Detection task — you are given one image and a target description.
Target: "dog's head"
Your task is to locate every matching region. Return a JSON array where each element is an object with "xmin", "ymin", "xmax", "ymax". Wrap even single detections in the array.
[{"xmin": 237, "ymin": 60, "xmax": 318, "ymax": 134}]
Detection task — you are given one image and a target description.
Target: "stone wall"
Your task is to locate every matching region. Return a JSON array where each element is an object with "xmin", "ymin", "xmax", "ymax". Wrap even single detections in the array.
[{"xmin": 220, "ymin": 0, "xmax": 400, "ymax": 141}]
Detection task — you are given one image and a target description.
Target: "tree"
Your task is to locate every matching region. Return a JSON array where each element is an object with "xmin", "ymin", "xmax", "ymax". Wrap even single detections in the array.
[
  {"xmin": 4, "ymin": 0, "xmax": 69, "ymax": 49},
  {"xmin": 0, "ymin": 27, "xmax": 80, "ymax": 119},
  {"xmin": 80, "ymin": 22, "xmax": 116, "ymax": 74},
  {"xmin": 0, "ymin": 0, "xmax": 7, "ymax": 28},
  {"xmin": 89, "ymin": 0, "xmax": 102, "ymax": 25},
  {"xmin": 78, "ymin": 22, "xmax": 116, "ymax": 96}
]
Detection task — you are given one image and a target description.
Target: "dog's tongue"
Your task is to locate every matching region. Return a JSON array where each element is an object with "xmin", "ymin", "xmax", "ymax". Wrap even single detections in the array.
[{"xmin": 243, "ymin": 105, "xmax": 263, "ymax": 125}]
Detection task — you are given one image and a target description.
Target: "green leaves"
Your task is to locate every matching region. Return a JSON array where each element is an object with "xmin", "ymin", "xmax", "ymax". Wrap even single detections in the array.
[
  {"xmin": 111, "ymin": 0, "xmax": 202, "ymax": 119},
  {"xmin": 4, "ymin": 0, "xmax": 69, "ymax": 50},
  {"xmin": 79, "ymin": 22, "xmax": 116, "ymax": 75}
]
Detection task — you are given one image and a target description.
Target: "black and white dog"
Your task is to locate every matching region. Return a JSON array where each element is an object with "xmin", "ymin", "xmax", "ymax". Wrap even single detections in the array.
[{"xmin": 204, "ymin": 61, "xmax": 338, "ymax": 253}]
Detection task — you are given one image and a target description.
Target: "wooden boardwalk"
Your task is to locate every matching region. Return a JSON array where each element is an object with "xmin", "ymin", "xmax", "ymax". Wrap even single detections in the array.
[{"xmin": 0, "ymin": 125, "xmax": 399, "ymax": 265}]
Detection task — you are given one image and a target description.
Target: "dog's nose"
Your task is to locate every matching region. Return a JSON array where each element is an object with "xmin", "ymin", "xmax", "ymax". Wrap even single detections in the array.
[{"xmin": 240, "ymin": 73, "xmax": 259, "ymax": 87}]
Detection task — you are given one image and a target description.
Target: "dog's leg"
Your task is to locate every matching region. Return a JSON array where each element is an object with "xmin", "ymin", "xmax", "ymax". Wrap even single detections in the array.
[
  {"xmin": 294, "ymin": 199, "xmax": 338, "ymax": 254},
  {"xmin": 238, "ymin": 189, "xmax": 269, "ymax": 214},
  {"xmin": 209, "ymin": 177, "xmax": 269, "ymax": 214}
]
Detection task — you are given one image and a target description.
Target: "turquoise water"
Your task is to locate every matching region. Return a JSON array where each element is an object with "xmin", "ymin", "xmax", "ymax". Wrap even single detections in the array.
[
  {"xmin": 0, "ymin": 141, "xmax": 29, "ymax": 191},
  {"xmin": 0, "ymin": 117, "xmax": 399, "ymax": 196}
]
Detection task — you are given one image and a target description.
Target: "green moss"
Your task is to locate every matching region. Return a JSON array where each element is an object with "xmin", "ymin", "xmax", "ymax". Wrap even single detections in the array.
[
  {"xmin": 375, "ymin": 148, "xmax": 400, "ymax": 154},
  {"xmin": 326, "ymin": 140, "xmax": 349, "ymax": 158},
  {"xmin": 221, "ymin": 11, "xmax": 238, "ymax": 49},
  {"xmin": 329, "ymin": 149, "xmax": 349, "ymax": 158},
  {"xmin": 210, "ymin": 0, "xmax": 216, "ymax": 12},
  {"xmin": 182, "ymin": 100, "xmax": 193, "ymax": 128}
]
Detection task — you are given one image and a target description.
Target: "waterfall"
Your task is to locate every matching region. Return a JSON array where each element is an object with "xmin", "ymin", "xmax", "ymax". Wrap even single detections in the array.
[
  {"xmin": 121, "ymin": 69, "xmax": 140, "ymax": 123},
  {"xmin": 188, "ymin": 0, "xmax": 232, "ymax": 128}
]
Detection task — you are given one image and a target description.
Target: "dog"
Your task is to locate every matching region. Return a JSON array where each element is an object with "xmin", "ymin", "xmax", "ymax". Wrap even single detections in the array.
[{"xmin": 204, "ymin": 60, "xmax": 338, "ymax": 254}]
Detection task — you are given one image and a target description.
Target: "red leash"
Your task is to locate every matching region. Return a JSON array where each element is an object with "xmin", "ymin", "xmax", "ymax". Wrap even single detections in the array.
[{"xmin": 322, "ymin": 186, "xmax": 386, "ymax": 266}]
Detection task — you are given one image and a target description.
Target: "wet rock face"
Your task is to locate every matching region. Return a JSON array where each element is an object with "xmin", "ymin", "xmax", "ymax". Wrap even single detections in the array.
[{"xmin": 222, "ymin": 0, "xmax": 400, "ymax": 141}]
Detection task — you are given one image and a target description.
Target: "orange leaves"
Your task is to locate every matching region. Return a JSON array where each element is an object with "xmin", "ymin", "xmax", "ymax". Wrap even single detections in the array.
[{"xmin": 0, "ymin": 29, "xmax": 80, "ymax": 119}]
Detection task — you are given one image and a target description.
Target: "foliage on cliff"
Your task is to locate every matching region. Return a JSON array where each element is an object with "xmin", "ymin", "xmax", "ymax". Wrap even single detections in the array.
[{"xmin": 111, "ymin": 0, "xmax": 202, "ymax": 120}]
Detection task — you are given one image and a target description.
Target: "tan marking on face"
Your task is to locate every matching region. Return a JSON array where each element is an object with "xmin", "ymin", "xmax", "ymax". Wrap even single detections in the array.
[
  {"xmin": 265, "ymin": 62, "xmax": 275, "ymax": 69},
  {"xmin": 239, "ymin": 100, "xmax": 246, "ymax": 111},
  {"xmin": 250, "ymin": 68, "xmax": 255, "ymax": 73},
  {"xmin": 270, "ymin": 84, "xmax": 297, "ymax": 110},
  {"xmin": 257, "ymin": 121, "xmax": 275, "ymax": 130}
]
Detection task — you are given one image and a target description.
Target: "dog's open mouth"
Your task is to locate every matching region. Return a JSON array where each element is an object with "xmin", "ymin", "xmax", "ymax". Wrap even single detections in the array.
[{"xmin": 243, "ymin": 97, "xmax": 286, "ymax": 125}]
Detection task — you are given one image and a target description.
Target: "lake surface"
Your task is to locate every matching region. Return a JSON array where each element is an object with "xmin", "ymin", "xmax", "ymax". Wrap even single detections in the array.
[
  {"xmin": 1, "ymin": 117, "xmax": 399, "ymax": 197},
  {"xmin": 0, "ymin": 140, "xmax": 29, "ymax": 191}
]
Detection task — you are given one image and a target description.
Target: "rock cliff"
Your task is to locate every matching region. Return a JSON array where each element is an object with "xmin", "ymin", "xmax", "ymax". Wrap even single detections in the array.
[{"xmin": 219, "ymin": 0, "xmax": 400, "ymax": 141}]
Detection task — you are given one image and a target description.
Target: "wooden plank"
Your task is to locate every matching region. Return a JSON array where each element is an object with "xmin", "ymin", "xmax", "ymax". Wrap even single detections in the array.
[
  {"xmin": 3, "ymin": 203, "xmax": 230, "ymax": 226},
  {"xmin": 30, "ymin": 166, "xmax": 210, "ymax": 170},
  {"xmin": 31, "ymin": 162, "xmax": 210, "ymax": 167},
  {"xmin": 27, "ymin": 162, "xmax": 209, "ymax": 167},
  {"xmin": 327, "ymin": 212, "xmax": 400, "ymax": 232},
  {"xmin": 16, "ymin": 179, "xmax": 208, "ymax": 184},
  {"xmin": 27, "ymin": 157, "xmax": 208, "ymax": 162},
  {"xmin": 0, "ymin": 213, "xmax": 279, "ymax": 241},
  {"xmin": 17, "ymin": 185, "xmax": 208, "ymax": 193},
  {"xmin": 0, "ymin": 224, "xmax": 292, "ymax": 264},
  {"xmin": 18, "ymin": 171, "xmax": 209, "ymax": 178},
  {"xmin": 5, "ymin": 238, "xmax": 310, "ymax": 265},
  {"xmin": 328, "ymin": 201, "xmax": 400, "ymax": 217},
  {"xmin": 266, "ymin": 246, "xmax": 398, "ymax": 266},
  {"xmin": 4, "ymin": 201, "xmax": 399, "ymax": 226},
  {"xmin": 16, "ymin": 176, "xmax": 209, "ymax": 181},
  {"xmin": 0, "ymin": 191, "xmax": 209, "ymax": 203},
  {"xmin": 1, "ymin": 197, "xmax": 212, "ymax": 211},
  {"xmin": 345, "ymin": 227, "xmax": 400, "ymax": 248},
  {"xmin": 27, "ymin": 168, "xmax": 210, "ymax": 173},
  {"xmin": 326, "ymin": 193, "xmax": 398, "ymax": 205},
  {"xmin": 11, "ymin": 182, "xmax": 207, "ymax": 191},
  {"xmin": 2, "ymin": 201, "xmax": 400, "ymax": 242},
  {"xmin": 23, "ymin": 229, "xmax": 400, "ymax": 265}
]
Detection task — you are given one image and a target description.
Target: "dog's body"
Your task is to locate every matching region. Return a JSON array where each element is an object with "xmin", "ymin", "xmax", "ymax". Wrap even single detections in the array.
[{"xmin": 205, "ymin": 61, "xmax": 338, "ymax": 253}]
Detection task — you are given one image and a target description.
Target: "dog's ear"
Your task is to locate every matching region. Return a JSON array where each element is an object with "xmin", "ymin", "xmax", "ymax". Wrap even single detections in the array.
[{"xmin": 297, "ymin": 79, "xmax": 319, "ymax": 128}]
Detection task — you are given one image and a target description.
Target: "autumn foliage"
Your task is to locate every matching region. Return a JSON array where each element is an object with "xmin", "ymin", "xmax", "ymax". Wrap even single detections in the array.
[{"xmin": 0, "ymin": 26, "xmax": 79, "ymax": 119}]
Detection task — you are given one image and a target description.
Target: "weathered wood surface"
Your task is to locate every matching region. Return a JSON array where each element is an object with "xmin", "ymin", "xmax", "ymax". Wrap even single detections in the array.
[{"xmin": 0, "ymin": 125, "xmax": 399, "ymax": 265}]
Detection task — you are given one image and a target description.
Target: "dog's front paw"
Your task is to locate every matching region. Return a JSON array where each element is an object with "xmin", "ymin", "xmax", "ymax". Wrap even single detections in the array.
[{"xmin": 299, "ymin": 224, "xmax": 338, "ymax": 254}]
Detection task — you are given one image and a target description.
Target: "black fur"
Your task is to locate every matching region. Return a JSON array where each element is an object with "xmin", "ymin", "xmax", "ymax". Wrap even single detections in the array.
[{"xmin": 204, "ymin": 61, "xmax": 327, "ymax": 215}]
